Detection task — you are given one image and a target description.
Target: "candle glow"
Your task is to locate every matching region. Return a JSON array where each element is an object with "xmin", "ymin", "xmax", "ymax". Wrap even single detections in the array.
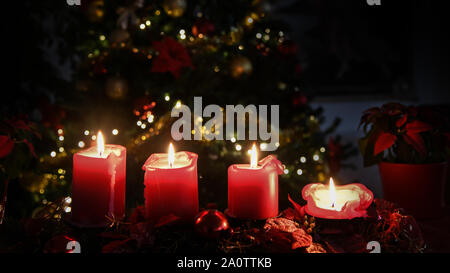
[
  {"xmin": 302, "ymin": 180, "xmax": 374, "ymax": 219},
  {"xmin": 168, "ymin": 143, "xmax": 174, "ymax": 168},
  {"xmin": 250, "ymin": 144, "xmax": 258, "ymax": 168},
  {"xmin": 97, "ymin": 131, "xmax": 104, "ymax": 157}
]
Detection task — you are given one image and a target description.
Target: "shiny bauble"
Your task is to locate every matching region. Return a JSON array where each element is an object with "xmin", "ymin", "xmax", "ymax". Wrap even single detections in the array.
[
  {"xmin": 105, "ymin": 76, "xmax": 128, "ymax": 100},
  {"xmin": 194, "ymin": 209, "xmax": 230, "ymax": 239},
  {"xmin": 85, "ymin": 0, "xmax": 104, "ymax": 22},
  {"xmin": 229, "ymin": 56, "xmax": 253, "ymax": 78},
  {"xmin": 162, "ymin": 0, "xmax": 187, "ymax": 18}
]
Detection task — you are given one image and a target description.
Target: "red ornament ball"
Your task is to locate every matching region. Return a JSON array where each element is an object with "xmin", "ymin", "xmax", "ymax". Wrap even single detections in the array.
[
  {"xmin": 192, "ymin": 19, "xmax": 215, "ymax": 37},
  {"xmin": 194, "ymin": 209, "xmax": 230, "ymax": 239},
  {"xmin": 43, "ymin": 235, "xmax": 80, "ymax": 253}
]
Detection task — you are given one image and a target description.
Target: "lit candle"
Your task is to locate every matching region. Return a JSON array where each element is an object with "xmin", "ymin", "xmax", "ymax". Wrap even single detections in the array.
[
  {"xmin": 71, "ymin": 131, "xmax": 126, "ymax": 227},
  {"xmin": 142, "ymin": 143, "xmax": 198, "ymax": 223},
  {"xmin": 302, "ymin": 178, "xmax": 373, "ymax": 219},
  {"xmin": 227, "ymin": 144, "xmax": 284, "ymax": 219}
]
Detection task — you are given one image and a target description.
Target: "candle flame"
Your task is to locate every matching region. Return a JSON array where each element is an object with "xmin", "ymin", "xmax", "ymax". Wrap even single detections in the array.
[
  {"xmin": 97, "ymin": 131, "xmax": 104, "ymax": 157},
  {"xmin": 250, "ymin": 144, "xmax": 258, "ymax": 168},
  {"xmin": 168, "ymin": 143, "xmax": 174, "ymax": 168},
  {"xmin": 329, "ymin": 177, "xmax": 336, "ymax": 209}
]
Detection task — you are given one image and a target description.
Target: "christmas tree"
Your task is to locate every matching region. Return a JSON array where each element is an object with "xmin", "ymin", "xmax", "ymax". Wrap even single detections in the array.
[{"xmin": 1, "ymin": 0, "xmax": 355, "ymax": 220}]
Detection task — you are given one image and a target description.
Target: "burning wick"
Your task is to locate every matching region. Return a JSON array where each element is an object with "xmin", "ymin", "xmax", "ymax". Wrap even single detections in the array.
[
  {"xmin": 97, "ymin": 131, "xmax": 104, "ymax": 157},
  {"xmin": 329, "ymin": 177, "xmax": 337, "ymax": 209},
  {"xmin": 250, "ymin": 143, "xmax": 258, "ymax": 169},
  {"xmin": 168, "ymin": 143, "xmax": 174, "ymax": 168}
]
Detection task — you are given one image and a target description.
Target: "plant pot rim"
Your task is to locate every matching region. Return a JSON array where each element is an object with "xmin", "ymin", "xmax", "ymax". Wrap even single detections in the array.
[{"xmin": 379, "ymin": 161, "xmax": 448, "ymax": 167}]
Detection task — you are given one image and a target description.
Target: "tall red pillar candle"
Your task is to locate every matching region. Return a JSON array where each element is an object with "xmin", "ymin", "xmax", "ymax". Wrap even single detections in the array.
[
  {"xmin": 71, "ymin": 132, "xmax": 126, "ymax": 227},
  {"xmin": 227, "ymin": 145, "xmax": 284, "ymax": 219},
  {"xmin": 142, "ymin": 144, "xmax": 198, "ymax": 223}
]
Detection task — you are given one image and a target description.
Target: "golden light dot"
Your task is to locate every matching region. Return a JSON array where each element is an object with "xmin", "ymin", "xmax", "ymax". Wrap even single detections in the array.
[
  {"xmin": 59, "ymin": 147, "xmax": 65, "ymax": 153},
  {"xmin": 99, "ymin": 35, "xmax": 106, "ymax": 41},
  {"xmin": 141, "ymin": 123, "xmax": 147, "ymax": 129},
  {"xmin": 235, "ymin": 144, "xmax": 242, "ymax": 151},
  {"xmin": 91, "ymin": 135, "xmax": 97, "ymax": 140},
  {"xmin": 112, "ymin": 129, "xmax": 119, "ymax": 135},
  {"xmin": 58, "ymin": 169, "xmax": 64, "ymax": 174},
  {"xmin": 300, "ymin": 156, "xmax": 306, "ymax": 163},
  {"xmin": 256, "ymin": 33, "xmax": 262, "ymax": 39},
  {"xmin": 320, "ymin": 147, "xmax": 326, "ymax": 153},
  {"xmin": 39, "ymin": 188, "xmax": 45, "ymax": 194},
  {"xmin": 50, "ymin": 151, "xmax": 56, "ymax": 157},
  {"xmin": 141, "ymin": 135, "xmax": 146, "ymax": 141},
  {"xmin": 78, "ymin": 141, "xmax": 85, "ymax": 148},
  {"xmin": 145, "ymin": 20, "xmax": 151, "ymax": 26},
  {"xmin": 57, "ymin": 129, "xmax": 63, "ymax": 135},
  {"xmin": 155, "ymin": 10, "xmax": 161, "ymax": 16},
  {"xmin": 214, "ymin": 66, "xmax": 220, "ymax": 72},
  {"xmin": 275, "ymin": 142, "xmax": 280, "ymax": 147},
  {"xmin": 238, "ymin": 45, "xmax": 244, "ymax": 50},
  {"xmin": 84, "ymin": 130, "xmax": 90, "ymax": 135},
  {"xmin": 164, "ymin": 95, "xmax": 170, "ymax": 101}
]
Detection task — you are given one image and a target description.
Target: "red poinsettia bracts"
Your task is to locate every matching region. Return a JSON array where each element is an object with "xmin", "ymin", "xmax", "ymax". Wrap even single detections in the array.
[
  {"xmin": 359, "ymin": 103, "xmax": 449, "ymax": 166},
  {"xmin": 151, "ymin": 37, "xmax": 194, "ymax": 78}
]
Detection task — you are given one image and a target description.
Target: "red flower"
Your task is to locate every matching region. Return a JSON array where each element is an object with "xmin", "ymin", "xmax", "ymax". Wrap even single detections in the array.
[
  {"xmin": 374, "ymin": 132, "xmax": 397, "ymax": 156},
  {"xmin": 0, "ymin": 135, "xmax": 14, "ymax": 159},
  {"xmin": 151, "ymin": 37, "xmax": 194, "ymax": 78},
  {"xmin": 402, "ymin": 120, "xmax": 432, "ymax": 157}
]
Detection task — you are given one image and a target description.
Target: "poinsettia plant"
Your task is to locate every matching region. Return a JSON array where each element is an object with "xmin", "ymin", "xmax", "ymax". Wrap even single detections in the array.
[{"xmin": 358, "ymin": 103, "xmax": 450, "ymax": 166}]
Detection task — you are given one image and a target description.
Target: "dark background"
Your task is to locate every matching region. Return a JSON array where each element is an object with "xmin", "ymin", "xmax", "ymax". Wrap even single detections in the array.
[{"xmin": 1, "ymin": 0, "xmax": 449, "ymax": 204}]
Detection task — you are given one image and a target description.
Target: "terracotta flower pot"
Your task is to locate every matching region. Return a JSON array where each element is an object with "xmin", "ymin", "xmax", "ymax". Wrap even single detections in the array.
[{"xmin": 378, "ymin": 161, "xmax": 448, "ymax": 219}]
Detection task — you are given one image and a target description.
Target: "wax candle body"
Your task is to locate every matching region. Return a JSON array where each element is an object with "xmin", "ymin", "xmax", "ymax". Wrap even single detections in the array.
[
  {"xmin": 228, "ymin": 155, "xmax": 283, "ymax": 220},
  {"xmin": 72, "ymin": 145, "xmax": 126, "ymax": 227},
  {"xmin": 302, "ymin": 183, "xmax": 373, "ymax": 219},
  {"xmin": 142, "ymin": 151, "xmax": 198, "ymax": 223}
]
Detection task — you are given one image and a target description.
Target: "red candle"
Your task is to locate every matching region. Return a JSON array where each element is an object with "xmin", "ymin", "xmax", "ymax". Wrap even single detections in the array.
[
  {"xmin": 71, "ymin": 131, "xmax": 126, "ymax": 227},
  {"xmin": 142, "ymin": 144, "xmax": 198, "ymax": 223},
  {"xmin": 227, "ymin": 145, "xmax": 284, "ymax": 220},
  {"xmin": 302, "ymin": 178, "xmax": 373, "ymax": 219}
]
